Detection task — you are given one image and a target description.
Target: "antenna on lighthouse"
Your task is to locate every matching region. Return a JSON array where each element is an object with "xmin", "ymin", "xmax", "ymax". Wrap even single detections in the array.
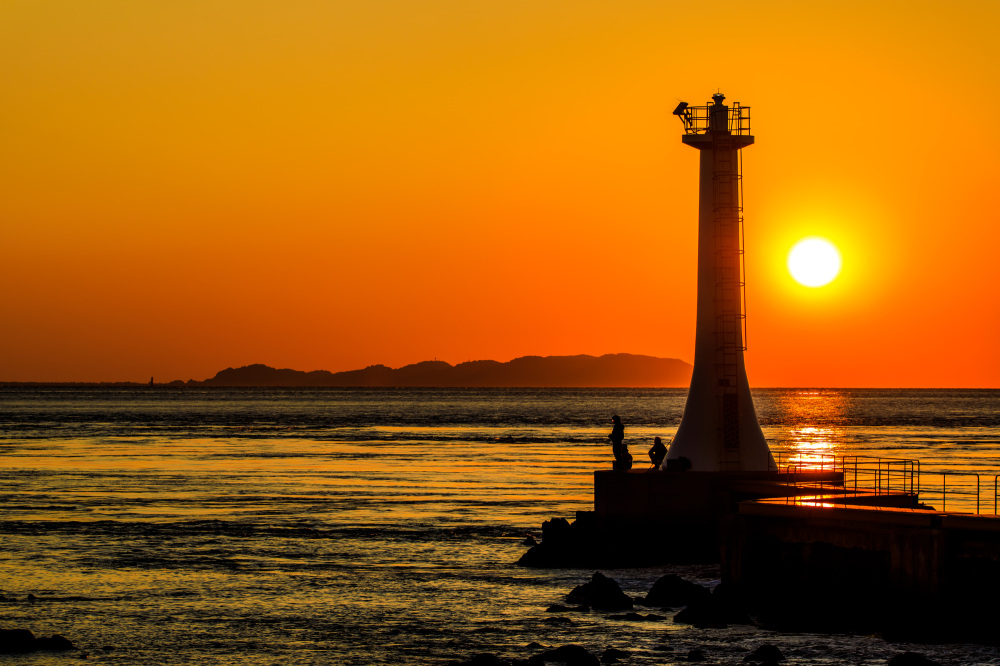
[{"xmin": 665, "ymin": 93, "xmax": 774, "ymax": 472}]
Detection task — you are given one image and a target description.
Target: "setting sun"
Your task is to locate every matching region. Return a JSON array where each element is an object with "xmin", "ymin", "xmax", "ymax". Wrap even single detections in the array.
[{"xmin": 787, "ymin": 237, "xmax": 842, "ymax": 288}]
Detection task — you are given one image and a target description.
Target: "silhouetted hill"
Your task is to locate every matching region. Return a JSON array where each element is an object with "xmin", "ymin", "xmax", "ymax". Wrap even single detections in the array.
[{"xmin": 199, "ymin": 354, "xmax": 691, "ymax": 388}]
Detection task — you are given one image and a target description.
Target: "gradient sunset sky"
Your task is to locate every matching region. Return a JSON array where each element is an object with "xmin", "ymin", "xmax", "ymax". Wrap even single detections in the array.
[{"xmin": 3, "ymin": 1, "xmax": 998, "ymax": 386}]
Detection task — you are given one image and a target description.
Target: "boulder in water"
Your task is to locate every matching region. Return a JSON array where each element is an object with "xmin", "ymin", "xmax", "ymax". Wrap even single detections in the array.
[
  {"xmin": 565, "ymin": 572, "xmax": 633, "ymax": 611},
  {"xmin": 0, "ymin": 629, "xmax": 36, "ymax": 654},
  {"xmin": 639, "ymin": 574, "xmax": 711, "ymax": 608},
  {"xmin": 673, "ymin": 597, "xmax": 728, "ymax": 628},
  {"xmin": 542, "ymin": 616, "xmax": 573, "ymax": 625},
  {"xmin": 35, "ymin": 634, "xmax": 76, "ymax": 652},
  {"xmin": 0, "ymin": 629, "xmax": 75, "ymax": 655},
  {"xmin": 543, "ymin": 517, "xmax": 572, "ymax": 541},
  {"xmin": 600, "ymin": 647, "xmax": 630, "ymax": 664},
  {"xmin": 744, "ymin": 644, "xmax": 785, "ymax": 662}
]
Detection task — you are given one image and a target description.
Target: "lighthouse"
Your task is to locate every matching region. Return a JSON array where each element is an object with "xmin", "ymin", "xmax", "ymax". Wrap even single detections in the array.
[{"xmin": 665, "ymin": 93, "xmax": 775, "ymax": 472}]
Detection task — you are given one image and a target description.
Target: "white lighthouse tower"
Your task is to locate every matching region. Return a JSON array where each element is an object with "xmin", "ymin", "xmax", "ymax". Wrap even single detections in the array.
[{"xmin": 665, "ymin": 93, "xmax": 775, "ymax": 472}]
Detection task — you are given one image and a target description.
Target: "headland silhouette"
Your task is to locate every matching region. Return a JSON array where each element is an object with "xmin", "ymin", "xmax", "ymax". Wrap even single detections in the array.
[{"xmin": 196, "ymin": 353, "xmax": 691, "ymax": 388}]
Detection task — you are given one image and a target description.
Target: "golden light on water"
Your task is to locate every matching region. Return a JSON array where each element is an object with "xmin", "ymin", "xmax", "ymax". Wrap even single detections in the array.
[
  {"xmin": 791, "ymin": 426, "xmax": 836, "ymax": 451},
  {"xmin": 784, "ymin": 426, "xmax": 838, "ymax": 473},
  {"xmin": 770, "ymin": 391, "xmax": 850, "ymax": 473},
  {"xmin": 787, "ymin": 237, "xmax": 842, "ymax": 287}
]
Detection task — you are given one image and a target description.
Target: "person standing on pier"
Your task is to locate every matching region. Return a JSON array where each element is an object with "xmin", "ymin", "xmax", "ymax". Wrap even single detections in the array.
[{"xmin": 609, "ymin": 415, "xmax": 631, "ymax": 471}]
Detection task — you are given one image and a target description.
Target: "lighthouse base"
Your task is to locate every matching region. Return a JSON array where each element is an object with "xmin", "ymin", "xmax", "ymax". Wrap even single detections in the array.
[{"xmin": 518, "ymin": 469, "xmax": 856, "ymax": 567}]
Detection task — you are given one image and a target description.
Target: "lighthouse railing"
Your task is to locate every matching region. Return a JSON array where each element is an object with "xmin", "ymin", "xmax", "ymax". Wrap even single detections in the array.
[{"xmin": 678, "ymin": 103, "xmax": 751, "ymax": 135}]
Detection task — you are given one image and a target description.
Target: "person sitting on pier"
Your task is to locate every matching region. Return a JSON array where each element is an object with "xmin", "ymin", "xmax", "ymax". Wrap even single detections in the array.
[
  {"xmin": 648, "ymin": 436, "xmax": 667, "ymax": 469},
  {"xmin": 609, "ymin": 415, "xmax": 632, "ymax": 471}
]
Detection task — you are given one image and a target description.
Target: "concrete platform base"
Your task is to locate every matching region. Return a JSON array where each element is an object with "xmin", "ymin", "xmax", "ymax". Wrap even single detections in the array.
[
  {"xmin": 724, "ymin": 501, "xmax": 1000, "ymax": 639},
  {"xmin": 520, "ymin": 469, "xmax": 864, "ymax": 567}
]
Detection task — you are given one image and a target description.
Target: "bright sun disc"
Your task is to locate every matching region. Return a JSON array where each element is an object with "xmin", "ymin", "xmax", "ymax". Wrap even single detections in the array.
[{"xmin": 787, "ymin": 238, "xmax": 841, "ymax": 287}]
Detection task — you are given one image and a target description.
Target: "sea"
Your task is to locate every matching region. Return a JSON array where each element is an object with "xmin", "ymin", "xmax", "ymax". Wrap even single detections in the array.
[{"xmin": 2, "ymin": 387, "xmax": 1000, "ymax": 665}]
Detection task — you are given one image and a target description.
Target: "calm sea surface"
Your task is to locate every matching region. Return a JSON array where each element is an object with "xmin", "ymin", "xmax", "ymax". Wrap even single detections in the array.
[{"xmin": 2, "ymin": 387, "xmax": 1000, "ymax": 665}]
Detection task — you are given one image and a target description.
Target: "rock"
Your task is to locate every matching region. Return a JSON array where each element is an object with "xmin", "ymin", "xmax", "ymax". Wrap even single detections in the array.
[
  {"xmin": 0, "ymin": 630, "xmax": 74, "ymax": 655},
  {"xmin": 35, "ymin": 634, "xmax": 76, "ymax": 652},
  {"xmin": 542, "ymin": 616, "xmax": 573, "ymax": 625},
  {"xmin": 565, "ymin": 573, "xmax": 633, "ymax": 611},
  {"xmin": 531, "ymin": 645, "xmax": 600, "ymax": 666},
  {"xmin": 744, "ymin": 644, "xmax": 784, "ymax": 662},
  {"xmin": 526, "ymin": 642, "xmax": 545, "ymax": 650},
  {"xmin": 673, "ymin": 586, "xmax": 750, "ymax": 628},
  {"xmin": 601, "ymin": 647, "xmax": 631, "ymax": 664},
  {"xmin": 523, "ymin": 535, "xmax": 538, "ymax": 546},
  {"xmin": 887, "ymin": 653, "xmax": 942, "ymax": 666},
  {"xmin": 0, "ymin": 629, "xmax": 36, "ymax": 654},
  {"xmin": 640, "ymin": 575, "xmax": 711, "ymax": 608},
  {"xmin": 546, "ymin": 604, "xmax": 588, "ymax": 613},
  {"xmin": 517, "ymin": 545, "xmax": 548, "ymax": 567},
  {"xmin": 542, "ymin": 517, "xmax": 572, "ymax": 542},
  {"xmin": 519, "ymin": 518, "xmax": 578, "ymax": 567},
  {"xmin": 685, "ymin": 648, "xmax": 708, "ymax": 662},
  {"xmin": 673, "ymin": 597, "xmax": 728, "ymax": 628}
]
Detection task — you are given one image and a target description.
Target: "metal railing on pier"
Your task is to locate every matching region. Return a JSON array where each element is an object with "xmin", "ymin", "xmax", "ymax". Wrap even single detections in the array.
[
  {"xmin": 922, "ymin": 472, "xmax": 981, "ymax": 514},
  {"xmin": 772, "ymin": 452, "xmax": 998, "ymax": 516}
]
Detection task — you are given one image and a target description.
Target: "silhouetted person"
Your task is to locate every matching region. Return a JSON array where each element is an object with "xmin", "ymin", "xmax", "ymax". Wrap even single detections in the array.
[
  {"xmin": 648, "ymin": 436, "xmax": 667, "ymax": 469},
  {"xmin": 609, "ymin": 415, "xmax": 631, "ymax": 471}
]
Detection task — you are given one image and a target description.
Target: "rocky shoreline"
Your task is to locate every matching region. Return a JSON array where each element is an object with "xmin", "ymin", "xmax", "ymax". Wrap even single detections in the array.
[{"xmin": 449, "ymin": 572, "xmax": 950, "ymax": 666}]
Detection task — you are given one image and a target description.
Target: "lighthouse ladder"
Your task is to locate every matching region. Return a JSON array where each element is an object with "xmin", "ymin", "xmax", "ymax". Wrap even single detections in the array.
[{"xmin": 712, "ymin": 132, "xmax": 746, "ymax": 470}]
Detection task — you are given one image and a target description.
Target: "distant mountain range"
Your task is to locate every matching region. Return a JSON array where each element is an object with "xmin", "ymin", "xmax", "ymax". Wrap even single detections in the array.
[{"xmin": 195, "ymin": 354, "xmax": 692, "ymax": 388}]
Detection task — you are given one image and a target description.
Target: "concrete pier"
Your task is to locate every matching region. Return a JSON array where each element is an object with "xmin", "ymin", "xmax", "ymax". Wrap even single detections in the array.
[
  {"xmin": 723, "ymin": 499, "xmax": 1000, "ymax": 637},
  {"xmin": 521, "ymin": 469, "xmax": 862, "ymax": 566}
]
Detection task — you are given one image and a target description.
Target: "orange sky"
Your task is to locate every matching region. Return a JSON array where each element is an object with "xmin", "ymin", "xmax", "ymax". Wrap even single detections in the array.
[{"xmin": 2, "ymin": 1, "xmax": 999, "ymax": 386}]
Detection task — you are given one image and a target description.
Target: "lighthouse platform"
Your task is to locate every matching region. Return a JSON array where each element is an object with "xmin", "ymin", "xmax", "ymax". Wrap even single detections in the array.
[{"xmin": 519, "ymin": 466, "xmax": 915, "ymax": 566}]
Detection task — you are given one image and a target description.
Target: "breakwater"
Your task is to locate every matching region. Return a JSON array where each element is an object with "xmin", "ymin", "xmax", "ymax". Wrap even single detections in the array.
[{"xmin": 521, "ymin": 465, "xmax": 1000, "ymax": 640}]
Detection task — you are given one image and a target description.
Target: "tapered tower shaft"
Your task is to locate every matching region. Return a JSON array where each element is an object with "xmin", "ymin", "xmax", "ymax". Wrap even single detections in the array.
[{"xmin": 667, "ymin": 94, "xmax": 774, "ymax": 472}]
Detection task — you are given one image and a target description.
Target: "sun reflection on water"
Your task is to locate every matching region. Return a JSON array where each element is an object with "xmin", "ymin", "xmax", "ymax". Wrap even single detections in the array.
[{"xmin": 770, "ymin": 391, "xmax": 851, "ymax": 472}]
